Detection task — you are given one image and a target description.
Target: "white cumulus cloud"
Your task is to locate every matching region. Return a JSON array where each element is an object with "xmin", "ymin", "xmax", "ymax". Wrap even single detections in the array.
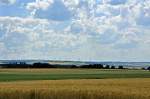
[
  {"xmin": 0, "ymin": 0, "xmax": 150, "ymax": 61},
  {"xmin": 26, "ymin": 0, "xmax": 54, "ymax": 16}
]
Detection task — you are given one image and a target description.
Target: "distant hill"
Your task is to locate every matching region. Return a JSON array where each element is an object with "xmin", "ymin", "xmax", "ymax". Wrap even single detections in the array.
[{"xmin": 0, "ymin": 60, "xmax": 150, "ymax": 68}]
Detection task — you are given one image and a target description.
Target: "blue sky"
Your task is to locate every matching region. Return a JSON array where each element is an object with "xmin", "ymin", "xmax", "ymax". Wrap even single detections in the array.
[{"xmin": 0, "ymin": 0, "xmax": 150, "ymax": 61}]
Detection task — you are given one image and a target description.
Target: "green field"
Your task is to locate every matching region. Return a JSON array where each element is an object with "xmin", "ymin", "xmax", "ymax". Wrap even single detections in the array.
[{"xmin": 0, "ymin": 69, "xmax": 149, "ymax": 81}]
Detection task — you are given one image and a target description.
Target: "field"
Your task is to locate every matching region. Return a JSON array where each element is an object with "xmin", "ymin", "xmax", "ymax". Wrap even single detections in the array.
[
  {"xmin": 0, "ymin": 78, "xmax": 150, "ymax": 99},
  {"xmin": 0, "ymin": 69, "xmax": 150, "ymax": 81},
  {"xmin": 0, "ymin": 69, "xmax": 150, "ymax": 99}
]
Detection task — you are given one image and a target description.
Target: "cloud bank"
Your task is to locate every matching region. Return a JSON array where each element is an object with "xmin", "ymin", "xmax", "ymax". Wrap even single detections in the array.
[{"xmin": 0, "ymin": 0, "xmax": 150, "ymax": 61}]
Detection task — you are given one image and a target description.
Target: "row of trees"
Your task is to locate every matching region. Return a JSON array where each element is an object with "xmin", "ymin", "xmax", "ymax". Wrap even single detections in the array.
[
  {"xmin": 79, "ymin": 64, "xmax": 124, "ymax": 69},
  {"xmin": 0, "ymin": 63, "xmax": 123, "ymax": 69},
  {"xmin": 0, "ymin": 62, "xmax": 150, "ymax": 70}
]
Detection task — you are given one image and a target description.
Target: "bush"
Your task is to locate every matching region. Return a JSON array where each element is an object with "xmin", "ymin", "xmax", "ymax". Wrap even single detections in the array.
[
  {"xmin": 80, "ymin": 64, "xmax": 104, "ymax": 69},
  {"xmin": 141, "ymin": 67, "xmax": 146, "ymax": 70},
  {"xmin": 147, "ymin": 66, "xmax": 150, "ymax": 71},
  {"xmin": 32, "ymin": 63, "xmax": 55, "ymax": 68},
  {"xmin": 105, "ymin": 65, "xmax": 110, "ymax": 69},
  {"xmin": 118, "ymin": 66, "xmax": 124, "ymax": 69},
  {"xmin": 111, "ymin": 66, "xmax": 115, "ymax": 69},
  {"xmin": 70, "ymin": 65, "xmax": 78, "ymax": 68}
]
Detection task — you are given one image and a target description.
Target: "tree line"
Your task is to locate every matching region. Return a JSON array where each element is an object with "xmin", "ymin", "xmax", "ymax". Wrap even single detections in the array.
[{"xmin": 0, "ymin": 62, "xmax": 150, "ymax": 70}]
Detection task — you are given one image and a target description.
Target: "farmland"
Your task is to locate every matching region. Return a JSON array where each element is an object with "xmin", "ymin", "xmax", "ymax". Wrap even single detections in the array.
[
  {"xmin": 0, "ymin": 69, "xmax": 150, "ymax": 99},
  {"xmin": 0, "ymin": 69, "xmax": 149, "ymax": 81},
  {"xmin": 0, "ymin": 78, "xmax": 150, "ymax": 99}
]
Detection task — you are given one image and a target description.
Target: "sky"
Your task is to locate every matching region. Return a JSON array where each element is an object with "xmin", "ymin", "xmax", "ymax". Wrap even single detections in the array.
[{"xmin": 0, "ymin": 0, "xmax": 150, "ymax": 61}]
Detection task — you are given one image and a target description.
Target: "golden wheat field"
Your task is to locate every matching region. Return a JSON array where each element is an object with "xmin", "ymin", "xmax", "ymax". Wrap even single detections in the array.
[{"xmin": 0, "ymin": 78, "xmax": 150, "ymax": 99}]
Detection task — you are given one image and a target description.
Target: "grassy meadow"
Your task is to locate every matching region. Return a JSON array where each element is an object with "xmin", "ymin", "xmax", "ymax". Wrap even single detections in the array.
[
  {"xmin": 0, "ymin": 69, "xmax": 149, "ymax": 81},
  {"xmin": 0, "ymin": 69, "xmax": 150, "ymax": 99}
]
